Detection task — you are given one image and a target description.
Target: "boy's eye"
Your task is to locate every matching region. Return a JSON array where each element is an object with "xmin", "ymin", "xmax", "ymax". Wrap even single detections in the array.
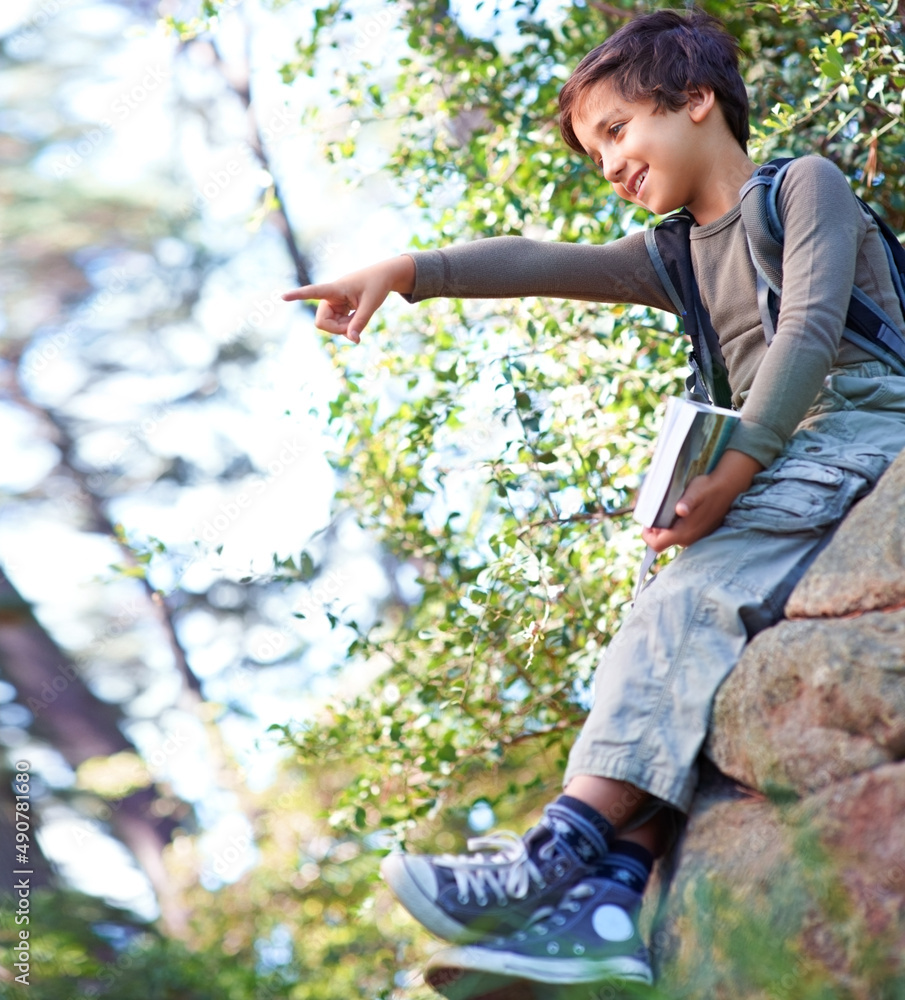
[{"xmin": 608, "ymin": 122, "xmax": 625, "ymax": 139}]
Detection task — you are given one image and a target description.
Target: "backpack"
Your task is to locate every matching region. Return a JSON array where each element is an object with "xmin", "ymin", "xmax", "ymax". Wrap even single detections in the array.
[{"xmin": 642, "ymin": 157, "xmax": 905, "ymax": 409}]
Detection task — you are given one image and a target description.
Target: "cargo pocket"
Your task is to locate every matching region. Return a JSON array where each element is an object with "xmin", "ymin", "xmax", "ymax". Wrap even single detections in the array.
[{"xmin": 723, "ymin": 436, "xmax": 888, "ymax": 535}]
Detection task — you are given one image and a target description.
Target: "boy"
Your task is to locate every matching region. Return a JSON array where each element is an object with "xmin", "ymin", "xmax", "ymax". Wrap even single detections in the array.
[{"xmin": 283, "ymin": 8, "xmax": 905, "ymax": 988}]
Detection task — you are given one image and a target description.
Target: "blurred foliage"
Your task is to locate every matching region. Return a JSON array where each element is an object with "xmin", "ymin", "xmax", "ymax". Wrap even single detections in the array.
[
  {"xmin": 0, "ymin": 890, "xmax": 268, "ymax": 1000},
  {"xmin": 749, "ymin": 0, "xmax": 905, "ymax": 224}
]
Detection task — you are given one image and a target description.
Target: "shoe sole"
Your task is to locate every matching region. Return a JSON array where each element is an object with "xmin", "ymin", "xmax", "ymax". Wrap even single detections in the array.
[
  {"xmin": 426, "ymin": 946, "xmax": 654, "ymax": 987},
  {"xmin": 380, "ymin": 853, "xmax": 475, "ymax": 943},
  {"xmin": 426, "ymin": 965, "xmax": 535, "ymax": 1000},
  {"xmin": 427, "ymin": 966, "xmax": 645, "ymax": 1000}
]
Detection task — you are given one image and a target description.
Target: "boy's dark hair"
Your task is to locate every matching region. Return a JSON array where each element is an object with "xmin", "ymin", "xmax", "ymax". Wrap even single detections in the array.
[{"xmin": 559, "ymin": 8, "xmax": 750, "ymax": 154}]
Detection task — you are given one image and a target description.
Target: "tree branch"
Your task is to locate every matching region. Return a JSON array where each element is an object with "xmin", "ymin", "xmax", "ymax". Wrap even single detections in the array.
[{"xmin": 204, "ymin": 24, "xmax": 314, "ymax": 289}]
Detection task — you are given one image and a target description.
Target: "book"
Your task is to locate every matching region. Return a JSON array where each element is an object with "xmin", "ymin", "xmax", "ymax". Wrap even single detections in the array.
[{"xmin": 633, "ymin": 396, "xmax": 741, "ymax": 529}]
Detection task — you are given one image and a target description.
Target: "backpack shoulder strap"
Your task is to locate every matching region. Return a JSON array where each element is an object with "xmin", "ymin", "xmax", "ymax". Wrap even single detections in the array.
[
  {"xmin": 644, "ymin": 210, "xmax": 734, "ymax": 409},
  {"xmin": 739, "ymin": 158, "xmax": 795, "ymax": 344},
  {"xmin": 740, "ymin": 156, "xmax": 905, "ymax": 374},
  {"xmin": 857, "ymin": 200, "xmax": 905, "ymax": 318}
]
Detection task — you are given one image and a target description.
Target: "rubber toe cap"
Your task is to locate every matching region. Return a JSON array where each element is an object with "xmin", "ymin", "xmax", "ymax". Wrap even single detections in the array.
[{"xmin": 380, "ymin": 853, "xmax": 439, "ymax": 901}]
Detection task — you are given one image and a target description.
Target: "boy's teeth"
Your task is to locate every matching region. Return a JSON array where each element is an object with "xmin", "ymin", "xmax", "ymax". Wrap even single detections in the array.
[{"xmin": 634, "ymin": 171, "xmax": 647, "ymax": 194}]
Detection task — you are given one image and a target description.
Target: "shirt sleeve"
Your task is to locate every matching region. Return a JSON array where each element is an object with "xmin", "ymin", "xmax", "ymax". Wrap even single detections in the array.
[
  {"xmin": 727, "ymin": 156, "xmax": 865, "ymax": 466},
  {"xmin": 400, "ymin": 231, "xmax": 677, "ymax": 313}
]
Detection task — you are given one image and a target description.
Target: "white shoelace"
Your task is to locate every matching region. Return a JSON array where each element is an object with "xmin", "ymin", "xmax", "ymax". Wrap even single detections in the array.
[{"xmin": 434, "ymin": 831, "xmax": 551, "ymax": 907}]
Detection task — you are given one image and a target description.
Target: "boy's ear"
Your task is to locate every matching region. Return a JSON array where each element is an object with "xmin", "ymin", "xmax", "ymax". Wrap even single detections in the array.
[{"xmin": 686, "ymin": 87, "xmax": 716, "ymax": 123}]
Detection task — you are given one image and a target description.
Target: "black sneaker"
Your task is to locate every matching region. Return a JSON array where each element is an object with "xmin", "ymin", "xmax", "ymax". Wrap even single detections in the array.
[
  {"xmin": 424, "ymin": 876, "xmax": 653, "ymax": 987},
  {"xmin": 380, "ymin": 804, "xmax": 610, "ymax": 943}
]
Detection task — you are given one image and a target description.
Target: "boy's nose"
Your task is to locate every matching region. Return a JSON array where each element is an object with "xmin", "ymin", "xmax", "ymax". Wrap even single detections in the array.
[{"xmin": 601, "ymin": 155, "xmax": 625, "ymax": 187}]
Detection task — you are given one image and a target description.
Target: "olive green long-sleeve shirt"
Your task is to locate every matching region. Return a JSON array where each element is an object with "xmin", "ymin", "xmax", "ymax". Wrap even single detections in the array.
[{"xmin": 404, "ymin": 156, "xmax": 905, "ymax": 468}]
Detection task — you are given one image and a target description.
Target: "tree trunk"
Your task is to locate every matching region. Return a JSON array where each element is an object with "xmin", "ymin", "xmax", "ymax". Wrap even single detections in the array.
[{"xmin": 0, "ymin": 566, "xmax": 190, "ymax": 933}]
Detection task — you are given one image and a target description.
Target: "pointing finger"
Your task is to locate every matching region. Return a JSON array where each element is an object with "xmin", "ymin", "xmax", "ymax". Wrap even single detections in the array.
[{"xmin": 283, "ymin": 285, "xmax": 329, "ymax": 302}]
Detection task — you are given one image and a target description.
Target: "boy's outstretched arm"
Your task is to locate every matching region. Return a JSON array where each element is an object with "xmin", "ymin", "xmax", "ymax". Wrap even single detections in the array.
[
  {"xmin": 642, "ymin": 449, "xmax": 763, "ymax": 552},
  {"xmin": 282, "ymin": 255, "xmax": 415, "ymax": 343}
]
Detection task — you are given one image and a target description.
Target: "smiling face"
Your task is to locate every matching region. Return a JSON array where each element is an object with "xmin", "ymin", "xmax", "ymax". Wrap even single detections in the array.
[{"xmin": 571, "ymin": 81, "xmax": 719, "ymax": 219}]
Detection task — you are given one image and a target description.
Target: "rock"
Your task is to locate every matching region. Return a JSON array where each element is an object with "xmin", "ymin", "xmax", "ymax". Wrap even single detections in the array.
[
  {"xmin": 707, "ymin": 609, "xmax": 905, "ymax": 796},
  {"xmin": 645, "ymin": 454, "xmax": 905, "ymax": 998},
  {"xmin": 785, "ymin": 449, "xmax": 905, "ymax": 619},
  {"xmin": 649, "ymin": 764, "xmax": 905, "ymax": 998}
]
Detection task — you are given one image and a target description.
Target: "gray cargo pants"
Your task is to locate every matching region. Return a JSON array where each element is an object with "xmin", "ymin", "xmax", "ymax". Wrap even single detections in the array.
[{"xmin": 564, "ymin": 362, "xmax": 905, "ymax": 813}]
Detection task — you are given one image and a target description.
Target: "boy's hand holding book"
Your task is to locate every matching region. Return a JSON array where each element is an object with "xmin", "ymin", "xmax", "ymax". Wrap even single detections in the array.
[
  {"xmin": 641, "ymin": 449, "xmax": 763, "ymax": 552},
  {"xmin": 634, "ymin": 397, "xmax": 762, "ymax": 552}
]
